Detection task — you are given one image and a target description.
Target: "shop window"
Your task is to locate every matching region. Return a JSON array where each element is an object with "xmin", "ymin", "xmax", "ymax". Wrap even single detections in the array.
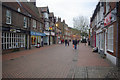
[
  {"xmin": 2, "ymin": 32, "xmax": 25, "ymax": 50},
  {"xmin": 107, "ymin": 25, "xmax": 113, "ymax": 52},
  {"xmin": 6, "ymin": 10, "xmax": 11, "ymax": 24},
  {"xmin": 100, "ymin": 33, "xmax": 104, "ymax": 50}
]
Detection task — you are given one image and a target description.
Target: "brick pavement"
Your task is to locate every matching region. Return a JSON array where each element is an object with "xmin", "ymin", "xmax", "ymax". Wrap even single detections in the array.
[
  {"xmin": 2, "ymin": 44, "xmax": 57, "ymax": 61},
  {"xmin": 2, "ymin": 43, "xmax": 118, "ymax": 79}
]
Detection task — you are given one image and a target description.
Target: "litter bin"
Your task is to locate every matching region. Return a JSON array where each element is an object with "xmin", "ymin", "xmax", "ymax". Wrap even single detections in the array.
[{"xmin": 37, "ymin": 43, "xmax": 40, "ymax": 48}]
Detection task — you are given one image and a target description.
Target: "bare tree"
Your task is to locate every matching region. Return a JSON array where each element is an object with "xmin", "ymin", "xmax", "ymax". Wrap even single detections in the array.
[{"xmin": 73, "ymin": 16, "xmax": 89, "ymax": 33}]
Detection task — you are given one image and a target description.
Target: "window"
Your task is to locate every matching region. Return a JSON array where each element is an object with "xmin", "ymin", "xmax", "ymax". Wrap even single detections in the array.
[
  {"xmin": 33, "ymin": 20, "xmax": 36, "ymax": 28},
  {"xmin": 18, "ymin": 8, "xmax": 21, "ymax": 12},
  {"xmin": 107, "ymin": 25, "xmax": 113, "ymax": 52},
  {"xmin": 40, "ymin": 23, "xmax": 42, "ymax": 30},
  {"xmin": 24, "ymin": 17, "xmax": 27, "ymax": 28},
  {"xmin": 2, "ymin": 32, "xmax": 25, "ymax": 50},
  {"xmin": 100, "ymin": 33, "xmax": 104, "ymax": 50},
  {"xmin": 6, "ymin": 10, "xmax": 11, "ymax": 24},
  {"xmin": 106, "ymin": 2, "xmax": 110, "ymax": 14}
]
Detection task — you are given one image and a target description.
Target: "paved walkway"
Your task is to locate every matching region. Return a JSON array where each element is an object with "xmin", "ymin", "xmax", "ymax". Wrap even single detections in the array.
[{"xmin": 2, "ymin": 43, "xmax": 119, "ymax": 79}]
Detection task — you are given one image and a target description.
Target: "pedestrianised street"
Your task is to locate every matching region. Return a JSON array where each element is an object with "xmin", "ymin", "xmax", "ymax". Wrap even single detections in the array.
[
  {"xmin": 1, "ymin": 1, "xmax": 120, "ymax": 79},
  {"xmin": 2, "ymin": 43, "xmax": 117, "ymax": 78}
]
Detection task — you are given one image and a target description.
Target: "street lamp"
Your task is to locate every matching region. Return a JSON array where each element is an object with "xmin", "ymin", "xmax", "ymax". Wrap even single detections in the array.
[{"xmin": 55, "ymin": 23, "xmax": 58, "ymax": 27}]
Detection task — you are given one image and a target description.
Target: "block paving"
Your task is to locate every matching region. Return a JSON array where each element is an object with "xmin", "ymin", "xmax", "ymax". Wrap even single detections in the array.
[{"xmin": 2, "ymin": 43, "xmax": 120, "ymax": 79}]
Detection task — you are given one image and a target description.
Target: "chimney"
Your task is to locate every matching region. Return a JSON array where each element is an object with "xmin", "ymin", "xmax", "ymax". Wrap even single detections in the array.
[
  {"xmin": 30, "ymin": 0, "xmax": 36, "ymax": 6},
  {"xmin": 58, "ymin": 17, "xmax": 61, "ymax": 22},
  {"xmin": 63, "ymin": 20, "xmax": 65, "ymax": 23}
]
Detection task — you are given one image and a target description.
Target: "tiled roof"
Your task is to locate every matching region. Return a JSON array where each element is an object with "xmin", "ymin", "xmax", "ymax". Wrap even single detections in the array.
[
  {"xmin": 2, "ymin": 2, "xmax": 28, "ymax": 15},
  {"xmin": 21, "ymin": 2, "xmax": 40, "ymax": 20},
  {"xmin": 2, "ymin": 2, "xmax": 41, "ymax": 20}
]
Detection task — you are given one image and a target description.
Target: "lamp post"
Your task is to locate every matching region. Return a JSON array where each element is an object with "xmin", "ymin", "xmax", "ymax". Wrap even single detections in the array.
[{"xmin": 55, "ymin": 23, "xmax": 58, "ymax": 44}]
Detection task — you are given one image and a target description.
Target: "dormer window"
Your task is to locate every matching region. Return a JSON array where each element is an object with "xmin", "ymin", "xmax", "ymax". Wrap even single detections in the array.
[{"xmin": 18, "ymin": 8, "xmax": 21, "ymax": 12}]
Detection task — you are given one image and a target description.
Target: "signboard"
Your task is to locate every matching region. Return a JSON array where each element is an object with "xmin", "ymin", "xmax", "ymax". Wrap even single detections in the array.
[
  {"xmin": 104, "ymin": 8, "xmax": 117, "ymax": 26},
  {"xmin": 104, "ymin": 12, "xmax": 111, "ymax": 26},
  {"xmin": 51, "ymin": 32, "xmax": 55, "ymax": 36},
  {"xmin": 49, "ymin": 27, "xmax": 53, "ymax": 30},
  {"xmin": 44, "ymin": 31, "xmax": 50, "ymax": 35},
  {"xmin": 31, "ymin": 31, "xmax": 46, "ymax": 36}
]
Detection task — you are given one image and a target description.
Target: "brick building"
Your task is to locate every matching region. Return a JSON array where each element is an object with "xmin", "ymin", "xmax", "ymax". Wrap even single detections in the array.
[
  {"xmin": 49, "ymin": 12, "xmax": 56, "ymax": 45},
  {"xmin": 2, "ymin": 2, "xmax": 30, "ymax": 53},
  {"xmin": 1, "ymin": 1, "xmax": 45, "ymax": 53},
  {"xmin": 90, "ymin": 1, "xmax": 120, "ymax": 65},
  {"xmin": 39, "ymin": 7, "xmax": 50, "ymax": 45}
]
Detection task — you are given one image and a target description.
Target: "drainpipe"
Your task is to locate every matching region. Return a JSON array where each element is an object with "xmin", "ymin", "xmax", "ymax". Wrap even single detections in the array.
[{"xmin": 116, "ymin": 2, "xmax": 119, "ymax": 67}]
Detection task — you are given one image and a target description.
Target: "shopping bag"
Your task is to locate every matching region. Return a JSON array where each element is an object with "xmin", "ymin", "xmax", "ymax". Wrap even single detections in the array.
[{"xmin": 73, "ymin": 45, "xmax": 74, "ymax": 48}]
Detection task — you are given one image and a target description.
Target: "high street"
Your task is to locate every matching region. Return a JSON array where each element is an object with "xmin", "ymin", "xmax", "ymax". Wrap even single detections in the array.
[{"xmin": 2, "ymin": 43, "xmax": 117, "ymax": 78}]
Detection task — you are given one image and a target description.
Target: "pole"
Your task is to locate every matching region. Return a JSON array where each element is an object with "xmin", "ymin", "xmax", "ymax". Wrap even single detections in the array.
[{"xmin": 116, "ymin": 2, "xmax": 119, "ymax": 67}]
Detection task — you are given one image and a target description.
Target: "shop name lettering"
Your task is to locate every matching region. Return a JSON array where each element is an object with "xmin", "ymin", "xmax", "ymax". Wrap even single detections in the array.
[
  {"xmin": 10, "ymin": 29, "xmax": 21, "ymax": 33},
  {"xmin": 31, "ymin": 32, "xmax": 42, "ymax": 36}
]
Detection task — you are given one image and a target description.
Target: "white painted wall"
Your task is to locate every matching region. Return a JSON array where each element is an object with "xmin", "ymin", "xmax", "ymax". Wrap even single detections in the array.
[{"xmin": 106, "ymin": 53, "xmax": 116, "ymax": 65}]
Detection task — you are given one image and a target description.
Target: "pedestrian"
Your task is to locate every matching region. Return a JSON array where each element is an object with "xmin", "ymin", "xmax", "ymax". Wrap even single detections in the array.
[
  {"xmin": 72, "ymin": 40, "xmax": 75, "ymax": 49},
  {"xmin": 74, "ymin": 39, "xmax": 78, "ymax": 49},
  {"xmin": 65, "ymin": 39, "xmax": 67, "ymax": 46},
  {"xmin": 73, "ymin": 39, "xmax": 78, "ymax": 49},
  {"xmin": 84, "ymin": 38, "xmax": 87, "ymax": 46},
  {"xmin": 67, "ymin": 40, "xmax": 69, "ymax": 46},
  {"xmin": 77, "ymin": 40, "xmax": 80, "ymax": 45}
]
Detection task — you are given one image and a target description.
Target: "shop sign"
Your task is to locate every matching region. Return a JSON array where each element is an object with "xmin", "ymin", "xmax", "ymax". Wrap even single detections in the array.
[
  {"xmin": 104, "ymin": 13, "xmax": 111, "ymax": 26},
  {"xmin": 51, "ymin": 32, "xmax": 55, "ymax": 36},
  {"xmin": 44, "ymin": 31, "xmax": 50, "ymax": 35},
  {"xmin": 10, "ymin": 29, "xmax": 16, "ymax": 33},
  {"xmin": 49, "ymin": 27, "xmax": 53, "ymax": 30},
  {"xmin": 31, "ymin": 31, "xmax": 46, "ymax": 36},
  {"xmin": 104, "ymin": 8, "xmax": 117, "ymax": 26}
]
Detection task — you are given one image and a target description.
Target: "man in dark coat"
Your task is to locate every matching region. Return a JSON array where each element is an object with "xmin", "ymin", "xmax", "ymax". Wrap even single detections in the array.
[
  {"xmin": 65, "ymin": 39, "xmax": 67, "ymax": 46},
  {"xmin": 73, "ymin": 39, "xmax": 78, "ymax": 49}
]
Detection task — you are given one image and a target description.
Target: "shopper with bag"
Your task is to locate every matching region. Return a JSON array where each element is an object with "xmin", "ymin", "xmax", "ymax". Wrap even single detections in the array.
[{"xmin": 73, "ymin": 39, "xmax": 78, "ymax": 49}]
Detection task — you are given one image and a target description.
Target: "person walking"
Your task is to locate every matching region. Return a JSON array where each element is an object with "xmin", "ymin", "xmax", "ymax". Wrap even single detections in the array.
[
  {"xmin": 84, "ymin": 38, "xmax": 87, "ymax": 46},
  {"xmin": 65, "ymin": 39, "xmax": 67, "ymax": 46},
  {"xmin": 67, "ymin": 39, "xmax": 69, "ymax": 46},
  {"xmin": 73, "ymin": 39, "xmax": 78, "ymax": 49}
]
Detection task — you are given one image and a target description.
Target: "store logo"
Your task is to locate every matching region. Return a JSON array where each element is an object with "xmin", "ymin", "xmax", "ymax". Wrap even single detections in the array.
[{"xmin": 10, "ymin": 29, "xmax": 16, "ymax": 33}]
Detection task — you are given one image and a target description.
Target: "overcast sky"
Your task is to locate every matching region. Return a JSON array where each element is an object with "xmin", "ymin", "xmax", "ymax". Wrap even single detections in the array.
[{"xmin": 36, "ymin": 0, "xmax": 99, "ymax": 28}]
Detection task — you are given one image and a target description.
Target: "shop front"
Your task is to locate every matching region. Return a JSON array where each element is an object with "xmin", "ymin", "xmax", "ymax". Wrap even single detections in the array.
[
  {"xmin": 2, "ymin": 27, "xmax": 29, "ymax": 54},
  {"xmin": 44, "ymin": 31, "xmax": 49, "ymax": 45},
  {"xmin": 30, "ymin": 31, "xmax": 46, "ymax": 48},
  {"xmin": 51, "ymin": 32, "xmax": 55, "ymax": 45},
  {"xmin": 104, "ymin": 8, "xmax": 117, "ymax": 65}
]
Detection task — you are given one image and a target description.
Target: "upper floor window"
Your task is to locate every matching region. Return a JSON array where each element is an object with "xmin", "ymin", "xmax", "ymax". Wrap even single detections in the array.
[
  {"xmin": 23, "ymin": 17, "xmax": 27, "ymax": 28},
  {"xmin": 18, "ymin": 8, "xmax": 21, "ymax": 12},
  {"xmin": 33, "ymin": 20, "xmax": 36, "ymax": 28},
  {"xmin": 40, "ymin": 23, "xmax": 42, "ymax": 30},
  {"xmin": 44, "ymin": 13, "xmax": 49, "ymax": 19},
  {"xmin": 106, "ymin": 2, "xmax": 110, "ymax": 14},
  {"xmin": 6, "ymin": 10, "xmax": 11, "ymax": 24}
]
